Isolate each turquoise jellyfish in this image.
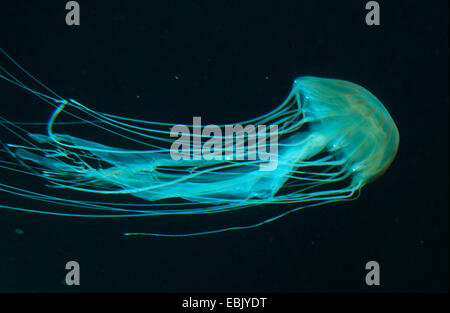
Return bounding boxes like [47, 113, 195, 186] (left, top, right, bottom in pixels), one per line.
[0, 49, 399, 237]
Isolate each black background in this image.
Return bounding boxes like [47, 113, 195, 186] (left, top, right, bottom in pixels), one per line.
[0, 0, 448, 292]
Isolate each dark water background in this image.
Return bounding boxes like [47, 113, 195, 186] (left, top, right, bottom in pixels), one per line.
[0, 0, 448, 292]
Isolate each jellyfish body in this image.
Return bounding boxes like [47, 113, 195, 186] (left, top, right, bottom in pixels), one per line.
[0, 50, 399, 236]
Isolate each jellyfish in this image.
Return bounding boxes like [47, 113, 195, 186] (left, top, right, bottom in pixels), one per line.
[0, 48, 399, 237]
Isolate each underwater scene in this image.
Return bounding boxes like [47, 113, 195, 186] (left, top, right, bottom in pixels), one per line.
[0, 0, 448, 297]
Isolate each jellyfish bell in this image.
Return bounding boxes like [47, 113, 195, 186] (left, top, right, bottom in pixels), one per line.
[0, 49, 399, 236]
[293, 76, 400, 186]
